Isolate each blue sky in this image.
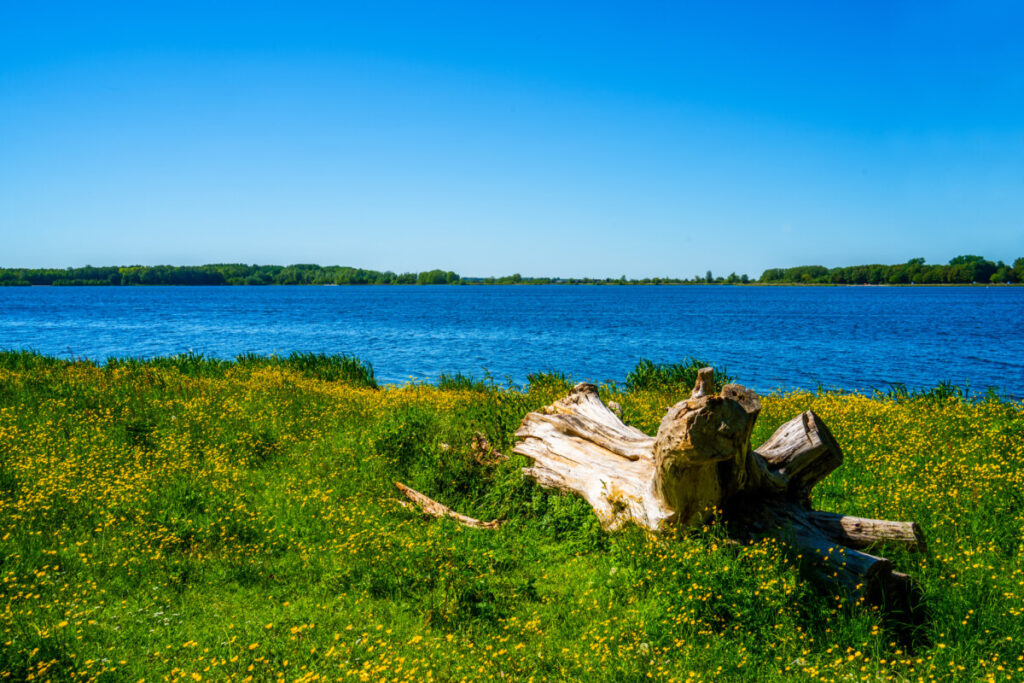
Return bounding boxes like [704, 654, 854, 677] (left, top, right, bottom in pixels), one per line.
[1, 1, 1022, 278]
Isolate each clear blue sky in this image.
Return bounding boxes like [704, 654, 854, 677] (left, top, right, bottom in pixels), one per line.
[2, 1, 1022, 278]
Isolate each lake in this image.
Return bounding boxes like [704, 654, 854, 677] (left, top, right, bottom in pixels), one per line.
[1, 285, 1022, 397]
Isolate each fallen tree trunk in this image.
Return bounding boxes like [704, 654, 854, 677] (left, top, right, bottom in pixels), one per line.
[513, 373, 925, 601]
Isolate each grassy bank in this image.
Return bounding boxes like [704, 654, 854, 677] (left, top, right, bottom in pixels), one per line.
[0, 352, 1022, 681]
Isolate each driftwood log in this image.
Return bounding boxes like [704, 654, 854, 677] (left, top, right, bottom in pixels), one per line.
[513, 371, 925, 600]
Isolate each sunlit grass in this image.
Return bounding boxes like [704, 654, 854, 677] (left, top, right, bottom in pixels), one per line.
[0, 351, 1021, 681]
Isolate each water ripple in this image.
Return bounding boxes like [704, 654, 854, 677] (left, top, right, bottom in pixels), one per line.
[1, 285, 1022, 397]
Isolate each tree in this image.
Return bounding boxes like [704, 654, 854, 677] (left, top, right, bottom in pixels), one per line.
[417, 269, 449, 285]
[948, 255, 996, 283]
[888, 270, 910, 284]
[904, 258, 925, 283]
[916, 266, 944, 284]
[990, 267, 1011, 284]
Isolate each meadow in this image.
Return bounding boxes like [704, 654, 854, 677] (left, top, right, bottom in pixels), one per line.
[0, 352, 1022, 682]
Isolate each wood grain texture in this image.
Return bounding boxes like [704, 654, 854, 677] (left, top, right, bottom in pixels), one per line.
[755, 410, 843, 495]
[808, 511, 927, 552]
[513, 383, 669, 529]
[512, 370, 926, 601]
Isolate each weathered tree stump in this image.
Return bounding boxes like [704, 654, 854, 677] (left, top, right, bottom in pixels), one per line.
[513, 372, 925, 600]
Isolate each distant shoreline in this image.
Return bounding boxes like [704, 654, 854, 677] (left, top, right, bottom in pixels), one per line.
[4, 282, 1021, 288]
[1, 255, 1020, 286]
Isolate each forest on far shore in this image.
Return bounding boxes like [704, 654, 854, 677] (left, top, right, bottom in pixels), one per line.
[0, 255, 1021, 286]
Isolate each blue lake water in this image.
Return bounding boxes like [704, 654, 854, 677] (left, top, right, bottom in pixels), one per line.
[1, 285, 1022, 397]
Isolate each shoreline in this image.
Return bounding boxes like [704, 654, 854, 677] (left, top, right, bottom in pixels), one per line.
[2, 350, 1019, 402]
[2, 281, 1021, 288]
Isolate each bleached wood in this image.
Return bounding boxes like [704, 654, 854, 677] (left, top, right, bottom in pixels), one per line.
[513, 378, 761, 529]
[651, 381, 761, 524]
[528, 382, 655, 461]
[514, 390, 672, 528]
[395, 482, 501, 530]
[690, 367, 715, 399]
[511, 373, 925, 601]
[807, 511, 927, 552]
[755, 411, 842, 494]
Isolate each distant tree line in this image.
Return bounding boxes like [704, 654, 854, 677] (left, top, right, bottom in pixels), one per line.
[0, 264, 461, 287]
[759, 256, 1024, 285]
[0, 255, 1020, 286]
[0, 264, 742, 286]
[462, 273, 749, 285]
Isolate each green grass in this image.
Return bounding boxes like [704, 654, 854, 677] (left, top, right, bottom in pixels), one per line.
[625, 358, 732, 393]
[436, 372, 491, 392]
[103, 350, 378, 387]
[0, 352, 1022, 681]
